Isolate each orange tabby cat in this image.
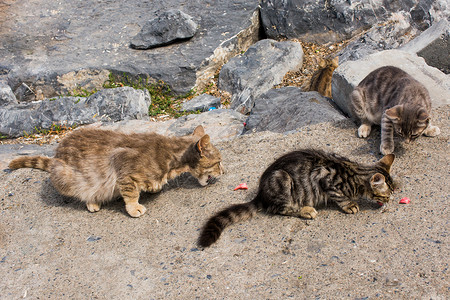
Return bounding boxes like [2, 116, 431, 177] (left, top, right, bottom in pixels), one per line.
[9, 125, 224, 217]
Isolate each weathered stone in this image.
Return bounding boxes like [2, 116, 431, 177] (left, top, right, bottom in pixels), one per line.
[180, 94, 221, 112]
[401, 19, 450, 74]
[0, 87, 151, 137]
[338, 12, 418, 63]
[95, 108, 246, 142]
[219, 39, 303, 114]
[0, 81, 17, 106]
[244, 87, 346, 134]
[130, 10, 198, 50]
[0, 1, 260, 95]
[332, 50, 450, 118]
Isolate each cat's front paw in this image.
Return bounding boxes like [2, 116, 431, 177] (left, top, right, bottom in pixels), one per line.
[380, 143, 394, 155]
[357, 124, 371, 138]
[126, 203, 147, 218]
[423, 125, 440, 137]
[342, 202, 359, 214]
[300, 206, 318, 219]
[86, 202, 101, 212]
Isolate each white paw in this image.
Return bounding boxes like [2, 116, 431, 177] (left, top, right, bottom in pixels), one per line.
[86, 202, 101, 212]
[358, 124, 371, 138]
[126, 203, 147, 218]
[423, 125, 440, 137]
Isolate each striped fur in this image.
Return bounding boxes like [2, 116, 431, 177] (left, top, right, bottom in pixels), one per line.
[198, 149, 395, 248]
[307, 56, 339, 98]
[351, 66, 440, 155]
[8, 125, 224, 217]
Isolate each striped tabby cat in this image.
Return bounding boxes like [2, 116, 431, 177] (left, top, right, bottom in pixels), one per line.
[9, 125, 224, 217]
[351, 66, 440, 155]
[307, 56, 339, 98]
[198, 149, 395, 247]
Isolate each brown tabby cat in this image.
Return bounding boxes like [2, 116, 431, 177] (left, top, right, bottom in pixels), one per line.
[307, 56, 339, 98]
[9, 125, 224, 217]
[198, 149, 395, 248]
[351, 66, 440, 155]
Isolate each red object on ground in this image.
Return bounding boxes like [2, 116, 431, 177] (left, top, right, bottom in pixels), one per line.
[399, 197, 411, 204]
[234, 183, 248, 190]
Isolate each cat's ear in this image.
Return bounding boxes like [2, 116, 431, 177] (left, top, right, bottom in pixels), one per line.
[385, 105, 403, 122]
[196, 134, 210, 156]
[417, 109, 430, 123]
[370, 173, 386, 188]
[378, 154, 395, 173]
[193, 125, 205, 137]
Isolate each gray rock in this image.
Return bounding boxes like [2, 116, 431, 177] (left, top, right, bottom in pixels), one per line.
[338, 12, 419, 63]
[130, 10, 198, 50]
[219, 39, 303, 114]
[180, 94, 221, 112]
[0, 87, 151, 137]
[260, 0, 449, 44]
[94, 108, 246, 142]
[332, 50, 450, 118]
[1, 1, 260, 95]
[401, 19, 450, 74]
[0, 81, 17, 106]
[244, 87, 346, 134]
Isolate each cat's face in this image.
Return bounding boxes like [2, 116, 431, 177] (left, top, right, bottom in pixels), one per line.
[386, 105, 430, 143]
[191, 134, 225, 186]
[370, 154, 396, 203]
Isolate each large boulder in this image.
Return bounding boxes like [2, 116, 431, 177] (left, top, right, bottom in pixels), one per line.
[130, 10, 198, 50]
[260, 0, 450, 44]
[0, 87, 151, 137]
[0, 0, 260, 99]
[244, 87, 346, 134]
[0, 81, 17, 107]
[219, 39, 303, 114]
[332, 50, 450, 118]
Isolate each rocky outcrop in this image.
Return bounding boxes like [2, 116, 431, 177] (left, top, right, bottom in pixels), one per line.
[332, 50, 450, 118]
[219, 39, 303, 114]
[0, 87, 151, 137]
[130, 10, 198, 50]
[244, 87, 346, 134]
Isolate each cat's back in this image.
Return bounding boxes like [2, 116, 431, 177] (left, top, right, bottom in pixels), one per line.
[359, 66, 423, 89]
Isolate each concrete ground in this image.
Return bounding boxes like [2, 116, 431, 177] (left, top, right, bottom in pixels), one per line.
[0, 106, 448, 299]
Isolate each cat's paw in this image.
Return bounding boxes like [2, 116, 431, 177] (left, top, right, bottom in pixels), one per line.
[380, 143, 394, 155]
[86, 202, 101, 212]
[342, 202, 359, 214]
[126, 203, 147, 218]
[357, 124, 371, 138]
[300, 206, 318, 219]
[423, 125, 440, 137]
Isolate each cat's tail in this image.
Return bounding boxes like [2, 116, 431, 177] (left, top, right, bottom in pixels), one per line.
[9, 156, 53, 172]
[198, 197, 260, 248]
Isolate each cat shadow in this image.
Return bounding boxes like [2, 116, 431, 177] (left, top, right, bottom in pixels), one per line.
[39, 172, 208, 216]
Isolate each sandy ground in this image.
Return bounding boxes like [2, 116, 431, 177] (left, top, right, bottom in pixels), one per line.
[0, 106, 448, 299]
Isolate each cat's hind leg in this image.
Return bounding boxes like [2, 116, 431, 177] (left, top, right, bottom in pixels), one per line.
[118, 177, 146, 217]
[350, 88, 372, 138]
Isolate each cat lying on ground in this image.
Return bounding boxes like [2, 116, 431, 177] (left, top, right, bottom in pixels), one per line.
[9, 125, 224, 217]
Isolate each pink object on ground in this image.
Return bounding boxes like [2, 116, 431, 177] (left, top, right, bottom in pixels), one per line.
[399, 197, 411, 204]
[234, 183, 248, 190]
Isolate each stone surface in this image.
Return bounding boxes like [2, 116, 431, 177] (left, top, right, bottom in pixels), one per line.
[244, 87, 346, 134]
[260, 0, 449, 44]
[219, 39, 303, 114]
[180, 94, 221, 113]
[0, 87, 151, 137]
[332, 50, 450, 118]
[0, 80, 17, 107]
[0, 0, 260, 96]
[130, 10, 198, 50]
[401, 19, 450, 74]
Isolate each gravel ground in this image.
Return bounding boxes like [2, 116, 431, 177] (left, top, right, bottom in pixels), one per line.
[0, 106, 448, 299]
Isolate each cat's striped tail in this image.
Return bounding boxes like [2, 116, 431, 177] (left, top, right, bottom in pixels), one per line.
[9, 156, 53, 172]
[198, 198, 260, 248]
